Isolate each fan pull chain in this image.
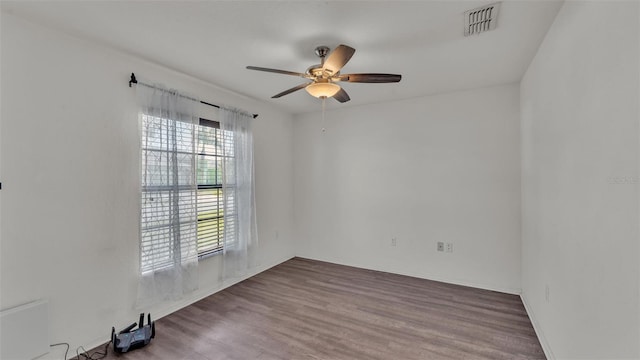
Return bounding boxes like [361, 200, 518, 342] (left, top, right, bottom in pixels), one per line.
[321, 97, 327, 133]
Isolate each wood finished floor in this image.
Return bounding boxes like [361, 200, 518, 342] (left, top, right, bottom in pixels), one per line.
[96, 258, 545, 360]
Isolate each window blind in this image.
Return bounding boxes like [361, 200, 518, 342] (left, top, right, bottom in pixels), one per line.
[141, 114, 236, 272]
[140, 114, 197, 273]
[196, 119, 235, 256]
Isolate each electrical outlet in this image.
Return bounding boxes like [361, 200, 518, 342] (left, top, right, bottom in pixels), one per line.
[391, 238, 397, 247]
[437, 242, 444, 252]
[545, 284, 550, 302]
[446, 243, 453, 253]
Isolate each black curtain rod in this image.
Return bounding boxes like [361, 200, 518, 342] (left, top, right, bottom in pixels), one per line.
[129, 73, 258, 119]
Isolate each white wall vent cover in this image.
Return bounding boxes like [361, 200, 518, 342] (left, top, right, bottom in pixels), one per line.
[464, 2, 501, 36]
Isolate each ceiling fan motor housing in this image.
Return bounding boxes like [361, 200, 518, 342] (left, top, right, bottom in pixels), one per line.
[306, 65, 329, 78]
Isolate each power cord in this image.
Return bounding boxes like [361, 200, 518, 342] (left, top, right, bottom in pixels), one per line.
[50, 343, 69, 360]
[50, 340, 110, 360]
[76, 340, 110, 360]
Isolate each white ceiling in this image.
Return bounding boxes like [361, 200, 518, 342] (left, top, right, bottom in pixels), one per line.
[2, 1, 563, 115]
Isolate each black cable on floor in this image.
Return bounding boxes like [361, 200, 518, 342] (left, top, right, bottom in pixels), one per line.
[76, 341, 110, 360]
[50, 342, 70, 360]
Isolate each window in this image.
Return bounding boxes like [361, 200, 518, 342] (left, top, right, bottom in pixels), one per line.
[140, 113, 198, 274]
[196, 118, 235, 256]
[140, 115, 234, 274]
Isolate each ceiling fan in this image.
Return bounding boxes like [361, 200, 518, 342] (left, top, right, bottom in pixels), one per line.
[246, 44, 401, 103]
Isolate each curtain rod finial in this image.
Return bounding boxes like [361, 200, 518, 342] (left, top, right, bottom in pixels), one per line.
[129, 73, 137, 87]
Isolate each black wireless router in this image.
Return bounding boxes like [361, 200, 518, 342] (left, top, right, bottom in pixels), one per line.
[111, 313, 155, 353]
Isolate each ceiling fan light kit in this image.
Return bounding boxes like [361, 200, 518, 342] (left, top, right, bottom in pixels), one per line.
[305, 81, 341, 98]
[247, 44, 401, 103]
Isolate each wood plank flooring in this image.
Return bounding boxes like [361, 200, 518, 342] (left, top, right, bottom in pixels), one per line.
[94, 258, 545, 359]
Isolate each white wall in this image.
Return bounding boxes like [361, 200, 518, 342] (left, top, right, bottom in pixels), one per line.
[293, 84, 522, 294]
[0, 12, 295, 356]
[5, 2, 639, 359]
[520, 1, 640, 359]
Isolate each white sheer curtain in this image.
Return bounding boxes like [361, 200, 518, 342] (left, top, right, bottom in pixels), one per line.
[136, 83, 199, 307]
[220, 107, 257, 280]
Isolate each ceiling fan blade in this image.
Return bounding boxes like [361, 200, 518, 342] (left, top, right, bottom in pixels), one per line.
[271, 83, 310, 98]
[246, 66, 308, 78]
[322, 44, 355, 75]
[333, 88, 351, 103]
[339, 73, 402, 83]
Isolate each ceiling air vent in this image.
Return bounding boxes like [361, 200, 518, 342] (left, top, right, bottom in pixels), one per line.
[464, 2, 501, 36]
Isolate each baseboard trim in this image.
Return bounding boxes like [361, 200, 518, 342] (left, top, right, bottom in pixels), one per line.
[295, 255, 522, 295]
[520, 293, 555, 360]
